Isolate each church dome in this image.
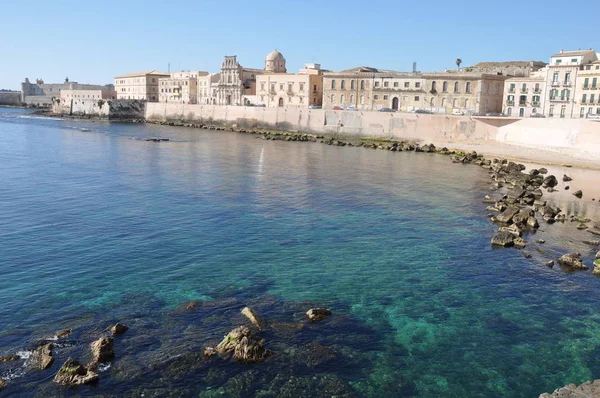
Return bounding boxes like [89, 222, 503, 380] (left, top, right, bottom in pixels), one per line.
[266, 50, 284, 61]
[265, 50, 287, 73]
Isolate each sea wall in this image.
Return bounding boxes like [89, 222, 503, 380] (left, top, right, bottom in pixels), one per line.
[52, 99, 146, 120]
[0, 92, 21, 106]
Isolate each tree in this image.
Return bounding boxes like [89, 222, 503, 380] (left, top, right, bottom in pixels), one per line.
[456, 58, 462, 70]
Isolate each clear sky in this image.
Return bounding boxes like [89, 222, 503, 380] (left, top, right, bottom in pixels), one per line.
[1, 0, 598, 90]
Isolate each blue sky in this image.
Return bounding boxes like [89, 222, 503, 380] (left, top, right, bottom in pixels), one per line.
[0, 0, 598, 90]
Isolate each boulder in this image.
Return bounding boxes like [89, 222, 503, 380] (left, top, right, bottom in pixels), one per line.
[215, 326, 270, 363]
[577, 223, 588, 230]
[31, 343, 53, 370]
[491, 232, 515, 247]
[56, 328, 72, 339]
[0, 379, 5, 390]
[539, 379, 600, 398]
[557, 253, 587, 270]
[512, 209, 534, 224]
[523, 252, 533, 259]
[584, 240, 600, 246]
[562, 174, 573, 182]
[542, 175, 558, 188]
[496, 207, 520, 224]
[538, 168, 548, 174]
[546, 260, 554, 268]
[594, 260, 600, 276]
[241, 307, 264, 331]
[573, 190, 583, 198]
[111, 323, 129, 335]
[53, 358, 98, 386]
[0, 355, 20, 362]
[537, 239, 546, 244]
[306, 308, 332, 322]
[514, 238, 527, 248]
[499, 224, 523, 237]
[527, 217, 540, 229]
[90, 337, 114, 363]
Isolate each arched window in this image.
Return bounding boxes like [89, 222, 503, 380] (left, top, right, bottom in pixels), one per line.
[350, 94, 354, 104]
[441, 98, 446, 107]
[466, 82, 471, 93]
[331, 80, 336, 89]
[360, 80, 365, 89]
[507, 107, 512, 116]
[331, 94, 335, 103]
[431, 81, 437, 91]
[340, 94, 345, 104]
[341, 80, 346, 89]
[442, 81, 448, 92]
[454, 82, 459, 93]
[453, 98, 458, 107]
[351, 80, 355, 90]
[430, 97, 435, 106]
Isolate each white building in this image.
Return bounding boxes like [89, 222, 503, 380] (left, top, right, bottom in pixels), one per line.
[114, 71, 170, 102]
[503, 67, 547, 117]
[158, 71, 208, 104]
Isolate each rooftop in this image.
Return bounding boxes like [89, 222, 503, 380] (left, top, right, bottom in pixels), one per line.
[551, 49, 596, 58]
[114, 70, 170, 78]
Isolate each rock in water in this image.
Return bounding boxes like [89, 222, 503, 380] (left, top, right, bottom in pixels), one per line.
[573, 190, 583, 198]
[241, 307, 264, 330]
[215, 326, 270, 363]
[539, 379, 600, 397]
[90, 337, 114, 363]
[546, 260, 554, 268]
[557, 253, 587, 270]
[110, 323, 129, 335]
[491, 232, 515, 247]
[56, 328, 72, 339]
[53, 358, 98, 386]
[0, 355, 20, 362]
[542, 175, 558, 188]
[563, 174, 573, 182]
[306, 308, 333, 322]
[0, 379, 6, 390]
[593, 260, 600, 276]
[495, 207, 520, 224]
[596, 251, 600, 259]
[31, 343, 53, 370]
[538, 168, 548, 174]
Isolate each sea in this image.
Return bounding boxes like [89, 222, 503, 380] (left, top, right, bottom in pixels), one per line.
[1, 107, 600, 397]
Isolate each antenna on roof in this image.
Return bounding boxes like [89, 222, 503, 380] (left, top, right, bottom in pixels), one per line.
[168, 63, 170, 73]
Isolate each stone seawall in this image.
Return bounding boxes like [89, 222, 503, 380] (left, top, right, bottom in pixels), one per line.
[52, 99, 146, 120]
[0, 92, 21, 106]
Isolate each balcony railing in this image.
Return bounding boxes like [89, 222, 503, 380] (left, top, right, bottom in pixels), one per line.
[508, 89, 515, 93]
[550, 96, 570, 102]
[582, 99, 587, 104]
[563, 81, 572, 86]
[506, 101, 515, 106]
[551, 81, 560, 86]
[520, 88, 528, 93]
[519, 102, 527, 106]
[583, 86, 590, 90]
[532, 101, 540, 106]
[533, 89, 541, 94]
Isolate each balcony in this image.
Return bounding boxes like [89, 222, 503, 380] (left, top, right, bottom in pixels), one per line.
[549, 96, 570, 102]
[533, 89, 541, 94]
[583, 86, 590, 90]
[563, 81, 572, 87]
[506, 101, 515, 106]
[581, 99, 587, 104]
[551, 81, 560, 86]
[520, 88, 528, 93]
[508, 88, 515, 93]
[519, 102, 527, 106]
[532, 101, 540, 107]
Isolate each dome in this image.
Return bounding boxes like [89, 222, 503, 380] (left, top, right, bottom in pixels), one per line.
[266, 49, 284, 61]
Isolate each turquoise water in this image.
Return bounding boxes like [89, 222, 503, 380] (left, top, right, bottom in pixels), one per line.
[1, 107, 600, 397]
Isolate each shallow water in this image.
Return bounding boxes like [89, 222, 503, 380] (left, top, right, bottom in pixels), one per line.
[1, 107, 600, 397]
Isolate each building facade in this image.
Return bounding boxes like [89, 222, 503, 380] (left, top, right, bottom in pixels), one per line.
[575, 60, 600, 118]
[502, 68, 546, 117]
[323, 67, 507, 114]
[543, 50, 598, 118]
[211, 56, 260, 106]
[21, 78, 110, 107]
[158, 71, 208, 104]
[255, 63, 323, 107]
[114, 71, 170, 102]
[59, 87, 116, 103]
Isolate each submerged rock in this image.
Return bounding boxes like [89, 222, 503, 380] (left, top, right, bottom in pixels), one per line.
[241, 307, 264, 330]
[53, 358, 98, 385]
[111, 323, 129, 335]
[0, 354, 20, 362]
[31, 343, 53, 370]
[557, 253, 587, 270]
[563, 174, 573, 182]
[539, 379, 600, 397]
[491, 232, 515, 247]
[215, 326, 270, 363]
[306, 308, 332, 322]
[91, 337, 114, 363]
[0, 378, 6, 390]
[56, 328, 72, 339]
[573, 190, 583, 198]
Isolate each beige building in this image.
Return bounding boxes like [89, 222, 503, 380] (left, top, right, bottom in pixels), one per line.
[114, 71, 170, 101]
[466, 61, 546, 77]
[575, 60, 600, 118]
[212, 55, 261, 106]
[256, 63, 323, 107]
[197, 74, 217, 105]
[60, 86, 116, 102]
[158, 71, 208, 104]
[543, 49, 598, 118]
[502, 68, 546, 117]
[323, 67, 507, 114]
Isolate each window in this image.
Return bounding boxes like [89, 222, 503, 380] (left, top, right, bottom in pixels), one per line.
[288, 83, 292, 92]
[331, 94, 335, 103]
[271, 83, 275, 92]
[534, 83, 540, 92]
[261, 83, 265, 91]
[374, 95, 379, 100]
[431, 81, 437, 91]
[593, 78, 598, 88]
[341, 80, 346, 89]
[279, 84, 283, 91]
[331, 80, 336, 89]
[404, 82, 410, 88]
[384, 81, 389, 87]
[453, 98, 458, 107]
[299, 83, 304, 92]
[383, 95, 388, 100]
[340, 94, 345, 103]
[586, 65, 591, 70]
[394, 82, 398, 87]
[415, 96, 420, 101]
[466, 82, 471, 93]
[351, 80, 355, 90]
[521, 83, 527, 91]
[454, 82, 459, 92]
[360, 80, 365, 89]
[374, 82, 380, 87]
[565, 72, 571, 84]
[582, 94, 587, 104]
[415, 82, 421, 88]
[507, 107, 512, 116]
[555, 60, 562, 65]
[571, 58, 577, 63]
[580, 107, 585, 118]
[549, 105, 554, 117]
[591, 94, 596, 104]
[553, 72, 559, 83]
[560, 105, 566, 118]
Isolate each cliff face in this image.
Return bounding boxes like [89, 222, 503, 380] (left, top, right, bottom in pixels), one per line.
[539, 380, 600, 397]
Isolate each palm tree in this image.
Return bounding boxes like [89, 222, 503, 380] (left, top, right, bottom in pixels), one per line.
[456, 58, 462, 70]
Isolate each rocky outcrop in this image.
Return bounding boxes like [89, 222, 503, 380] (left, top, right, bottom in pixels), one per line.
[30, 343, 53, 370]
[491, 232, 515, 247]
[557, 253, 587, 270]
[110, 323, 129, 335]
[90, 337, 114, 363]
[241, 307, 264, 330]
[0, 378, 6, 390]
[539, 379, 600, 397]
[56, 328, 72, 339]
[53, 358, 98, 385]
[215, 326, 270, 363]
[593, 260, 600, 276]
[0, 354, 20, 362]
[306, 308, 332, 322]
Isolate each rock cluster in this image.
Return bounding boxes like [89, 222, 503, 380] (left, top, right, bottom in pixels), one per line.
[53, 358, 98, 386]
[30, 343, 54, 370]
[215, 326, 271, 363]
[539, 379, 600, 397]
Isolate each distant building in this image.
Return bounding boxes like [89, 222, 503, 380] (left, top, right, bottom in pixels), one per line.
[543, 49, 598, 118]
[21, 78, 110, 107]
[576, 59, 600, 118]
[60, 86, 116, 103]
[114, 71, 170, 102]
[158, 71, 208, 104]
[255, 62, 324, 108]
[502, 67, 547, 117]
[212, 55, 261, 106]
[466, 61, 546, 77]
